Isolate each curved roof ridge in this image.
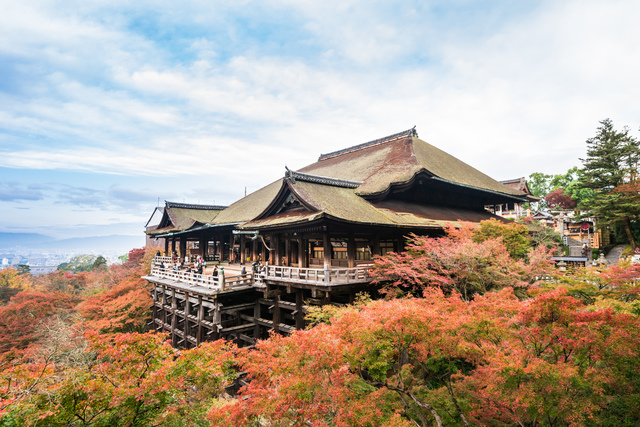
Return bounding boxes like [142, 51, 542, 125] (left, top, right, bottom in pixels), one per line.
[318, 126, 417, 161]
[285, 167, 362, 188]
[165, 201, 227, 210]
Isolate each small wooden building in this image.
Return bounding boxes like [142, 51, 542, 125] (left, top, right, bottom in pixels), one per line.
[144, 128, 526, 348]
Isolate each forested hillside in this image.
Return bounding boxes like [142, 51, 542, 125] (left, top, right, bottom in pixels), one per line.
[1, 221, 640, 426]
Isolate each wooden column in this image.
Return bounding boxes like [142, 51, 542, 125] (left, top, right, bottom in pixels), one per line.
[252, 239, 258, 263]
[196, 295, 204, 346]
[298, 236, 305, 268]
[152, 285, 158, 329]
[230, 232, 236, 263]
[347, 233, 356, 268]
[273, 294, 281, 334]
[164, 238, 169, 254]
[179, 238, 187, 260]
[274, 235, 281, 266]
[161, 286, 168, 331]
[254, 300, 261, 340]
[171, 239, 176, 256]
[212, 301, 221, 340]
[170, 289, 177, 346]
[217, 237, 224, 262]
[323, 233, 331, 269]
[198, 236, 209, 259]
[240, 235, 246, 265]
[284, 237, 290, 267]
[261, 237, 267, 263]
[372, 234, 380, 256]
[295, 289, 304, 330]
[184, 292, 191, 348]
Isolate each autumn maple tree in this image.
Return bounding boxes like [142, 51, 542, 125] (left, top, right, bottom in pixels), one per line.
[373, 222, 553, 300]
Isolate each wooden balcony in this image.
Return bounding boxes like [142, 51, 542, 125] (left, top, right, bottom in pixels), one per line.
[146, 258, 374, 293]
[145, 266, 254, 295]
[259, 264, 372, 287]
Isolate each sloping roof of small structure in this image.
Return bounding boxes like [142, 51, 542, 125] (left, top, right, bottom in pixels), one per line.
[145, 201, 227, 235]
[500, 177, 540, 202]
[210, 128, 522, 229]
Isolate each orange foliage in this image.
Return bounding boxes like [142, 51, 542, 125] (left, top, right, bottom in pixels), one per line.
[79, 276, 151, 334]
[0, 291, 80, 363]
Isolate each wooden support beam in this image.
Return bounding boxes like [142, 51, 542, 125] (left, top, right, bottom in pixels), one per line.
[197, 295, 204, 346]
[323, 232, 331, 269]
[295, 289, 304, 329]
[347, 233, 356, 268]
[184, 292, 191, 347]
[170, 288, 177, 346]
[254, 300, 261, 340]
[273, 294, 281, 334]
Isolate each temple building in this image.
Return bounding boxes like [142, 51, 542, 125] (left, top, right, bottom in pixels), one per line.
[143, 128, 526, 348]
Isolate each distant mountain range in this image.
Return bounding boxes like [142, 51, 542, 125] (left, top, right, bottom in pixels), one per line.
[0, 233, 145, 253]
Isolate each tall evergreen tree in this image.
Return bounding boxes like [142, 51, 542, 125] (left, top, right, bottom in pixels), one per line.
[577, 119, 640, 247]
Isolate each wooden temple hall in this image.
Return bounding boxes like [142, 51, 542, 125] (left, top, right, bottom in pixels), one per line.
[143, 127, 527, 348]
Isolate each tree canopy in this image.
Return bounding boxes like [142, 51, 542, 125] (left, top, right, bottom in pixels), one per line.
[576, 119, 640, 247]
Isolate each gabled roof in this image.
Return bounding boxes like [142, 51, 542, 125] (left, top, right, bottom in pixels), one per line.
[500, 177, 540, 202]
[300, 128, 523, 198]
[163, 128, 525, 234]
[144, 206, 165, 228]
[145, 201, 227, 235]
[239, 174, 506, 230]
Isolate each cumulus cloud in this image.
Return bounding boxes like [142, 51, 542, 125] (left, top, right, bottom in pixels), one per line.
[0, 182, 45, 202]
[1, 0, 640, 237]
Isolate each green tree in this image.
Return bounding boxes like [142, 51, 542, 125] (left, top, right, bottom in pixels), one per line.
[57, 255, 98, 273]
[528, 167, 593, 210]
[577, 119, 640, 247]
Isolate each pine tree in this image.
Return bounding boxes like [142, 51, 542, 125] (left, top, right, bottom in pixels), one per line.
[578, 119, 640, 247]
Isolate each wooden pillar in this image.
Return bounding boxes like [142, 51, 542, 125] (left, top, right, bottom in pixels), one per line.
[171, 239, 176, 256]
[212, 301, 221, 341]
[164, 238, 169, 254]
[372, 234, 380, 257]
[295, 289, 304, 330]
[184, 292, 191, 348]
[261, 237, 267, 264]
[252, 239, 258, 263]
[298, 236, 305, 268]
[240, 235, 246, 265]
[273, 294, 281, 334]
[230, 232, 236, 263]
[217, 237, 224, 262]
[199, 236, 207, 259]
[161, 286, 168, 331]
[323, 233, 331, 269]
[254, 300, 261, 340]
[347, 234, 356, 268]
[196, 295, 204, 346]
[284, 237, 290, 267]
[274, 235, 281, 266]
[179, 238, 187, 260]
[151, 285, 158, 329]
[170, 289, 177, 346]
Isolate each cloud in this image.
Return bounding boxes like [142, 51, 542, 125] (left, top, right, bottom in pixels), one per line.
[0, 182, 45, 202]
[2, 0, 640, 239]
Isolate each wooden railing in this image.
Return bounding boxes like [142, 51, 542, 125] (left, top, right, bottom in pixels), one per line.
[149, 258, 373, 290]
[154, 256, 174, 264]
[149, 266, 252, 292]
[261, 264, 372, 285]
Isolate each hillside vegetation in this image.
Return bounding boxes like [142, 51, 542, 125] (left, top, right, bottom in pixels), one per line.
[1, 221, 640, 426]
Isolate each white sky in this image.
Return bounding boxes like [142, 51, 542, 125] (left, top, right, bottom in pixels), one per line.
[1, 0, 639, 239]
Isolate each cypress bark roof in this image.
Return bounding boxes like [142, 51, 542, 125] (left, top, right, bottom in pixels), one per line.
[156, 128, 524, 234]
[145, 201, 227, 235]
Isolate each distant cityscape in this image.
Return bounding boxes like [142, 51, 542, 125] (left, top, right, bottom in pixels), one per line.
[0, 233, 145, 275]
